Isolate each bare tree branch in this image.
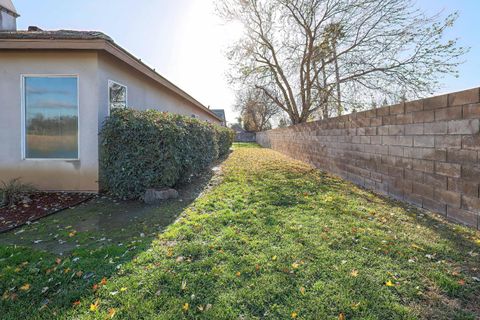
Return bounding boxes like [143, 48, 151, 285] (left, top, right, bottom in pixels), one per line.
[218, 0, 468, 124]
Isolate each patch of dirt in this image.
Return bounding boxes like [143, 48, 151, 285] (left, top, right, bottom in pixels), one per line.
[0, 192, 93, 233]
[410, 282, 480, 319]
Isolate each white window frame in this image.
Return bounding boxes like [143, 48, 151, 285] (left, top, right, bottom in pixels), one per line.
[108, 80, 128, 115]
[20, 74, 80, 161]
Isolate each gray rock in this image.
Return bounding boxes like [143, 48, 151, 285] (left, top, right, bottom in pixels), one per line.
[22, 195, 32, 204]
[144, 188, 179, 204]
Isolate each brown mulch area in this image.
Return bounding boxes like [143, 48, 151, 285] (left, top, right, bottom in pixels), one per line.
[0, 192, 94, 233]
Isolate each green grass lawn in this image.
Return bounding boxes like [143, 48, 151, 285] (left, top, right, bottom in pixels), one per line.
[1, 143, 479, 319]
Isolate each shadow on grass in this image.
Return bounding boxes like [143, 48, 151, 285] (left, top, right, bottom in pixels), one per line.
[342, 181, 479, 261]
[1, 146, 478, 319]
[0, 161, 222, 319]
[70, 147, 478, 319]
[266, 161, 480, 319]
[253, 151, 479, 253]
[240, 153, 480, 318]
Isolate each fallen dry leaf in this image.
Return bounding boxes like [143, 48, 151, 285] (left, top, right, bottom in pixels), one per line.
[411, 244, 424, 251]
[89, 299, 99, 312]
[385, 280, 395, 287]
[108, 308, 116, 318]
[181, 279, 187, 291]
[19, 283, 31, 291]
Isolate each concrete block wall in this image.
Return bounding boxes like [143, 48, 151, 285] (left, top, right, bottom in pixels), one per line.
[235, 132, 256, 143]
[256, 88, 480, 229]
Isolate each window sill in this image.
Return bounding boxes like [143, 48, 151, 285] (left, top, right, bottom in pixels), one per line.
[23, 158, 81, 161]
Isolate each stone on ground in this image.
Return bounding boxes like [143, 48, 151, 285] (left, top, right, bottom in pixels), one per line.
[144, 188, 179, 204]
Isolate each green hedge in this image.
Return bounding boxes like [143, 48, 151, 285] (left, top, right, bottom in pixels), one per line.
[217, 124, 235, 157]
[100, 108, 234, 199]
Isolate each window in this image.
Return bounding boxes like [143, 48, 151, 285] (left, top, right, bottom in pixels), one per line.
[191, 114, 199, 119]
[23, 76, 79, 159]
[108, 80, 127, 110]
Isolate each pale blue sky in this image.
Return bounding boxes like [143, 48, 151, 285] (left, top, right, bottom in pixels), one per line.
[25, 76, 78, 118]
[14, 0, 480, 123]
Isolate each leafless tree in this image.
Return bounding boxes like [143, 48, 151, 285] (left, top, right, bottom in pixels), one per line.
[235, 88, 279, 131]
[218, 0, 468, 124]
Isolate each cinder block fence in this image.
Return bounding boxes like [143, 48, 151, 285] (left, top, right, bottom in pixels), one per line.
[256, 88, 480, 229]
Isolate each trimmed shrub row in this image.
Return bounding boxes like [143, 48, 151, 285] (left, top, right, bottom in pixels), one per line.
[100, 108, 234, 199]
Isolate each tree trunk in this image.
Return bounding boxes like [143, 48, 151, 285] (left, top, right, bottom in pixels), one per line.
[333, 42, 342, 116]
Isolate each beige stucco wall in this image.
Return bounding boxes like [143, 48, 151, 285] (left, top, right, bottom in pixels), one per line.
[0, 49, 220, 192]
[0, 50, 100, 191]
[0, 10, 17, 31]
[97, 52, 220, 125]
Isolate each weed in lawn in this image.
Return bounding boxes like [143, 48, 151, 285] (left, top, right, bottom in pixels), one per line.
[0, 178, 36, 207]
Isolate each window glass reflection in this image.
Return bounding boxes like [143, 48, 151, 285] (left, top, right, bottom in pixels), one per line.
[24, 76, 78, 159]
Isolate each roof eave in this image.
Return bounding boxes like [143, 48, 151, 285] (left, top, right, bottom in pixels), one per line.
[0, 1, 19, 17]
[102, 41, 222, 122]
[0, 7, 19, 17]
[0, 38, 222, 122]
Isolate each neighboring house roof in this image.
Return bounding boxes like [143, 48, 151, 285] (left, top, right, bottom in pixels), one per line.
[231, 124, 246, 133]
[211, 109, 226, 122]
[0, 29, 222, 122]
[0, 0, 19, 16]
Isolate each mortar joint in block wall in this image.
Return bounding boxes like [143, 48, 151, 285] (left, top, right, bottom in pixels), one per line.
[256, 87, 480, 231]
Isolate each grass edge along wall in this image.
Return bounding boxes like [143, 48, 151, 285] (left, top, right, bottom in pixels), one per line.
[257, 87, 480, 230]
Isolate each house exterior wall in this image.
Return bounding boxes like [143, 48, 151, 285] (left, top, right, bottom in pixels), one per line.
[0, 49, 220, 192]
[0, 50, 100, 191]
[0, 10, 17, 31]
[96, 52, 220, 126]
[257, 88, 480, 230]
